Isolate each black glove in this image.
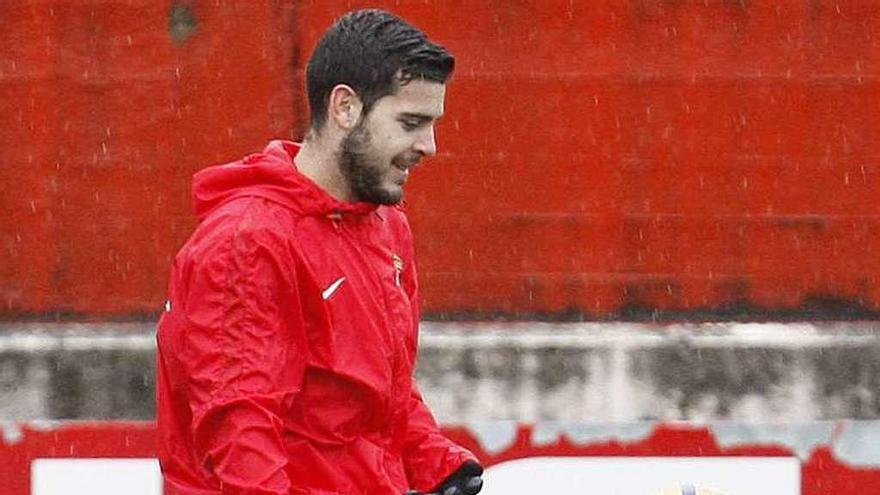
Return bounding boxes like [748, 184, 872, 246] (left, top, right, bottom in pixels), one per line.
[432, 460, 484, 495]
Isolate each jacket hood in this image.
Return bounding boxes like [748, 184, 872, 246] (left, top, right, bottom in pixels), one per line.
[192, 140, 378, 221]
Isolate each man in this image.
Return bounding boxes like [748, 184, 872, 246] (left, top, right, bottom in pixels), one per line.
[156, 9, 483, 495]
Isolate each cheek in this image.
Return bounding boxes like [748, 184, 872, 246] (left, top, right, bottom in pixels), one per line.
[371, 123, 408, 149]
[375, 136, 410, 161]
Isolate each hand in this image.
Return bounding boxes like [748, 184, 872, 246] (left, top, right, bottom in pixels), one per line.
[432, 460, 484, 495]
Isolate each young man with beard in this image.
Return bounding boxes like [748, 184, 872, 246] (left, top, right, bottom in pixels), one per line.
[155, 9, 484, 495]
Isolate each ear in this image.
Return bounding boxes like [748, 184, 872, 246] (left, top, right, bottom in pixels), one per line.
[328, 84, 363, 130]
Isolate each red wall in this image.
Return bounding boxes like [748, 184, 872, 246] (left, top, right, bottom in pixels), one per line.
[2, 1, 880, 320]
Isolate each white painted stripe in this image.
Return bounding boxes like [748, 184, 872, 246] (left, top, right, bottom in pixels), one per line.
[32, 458, 161, 495]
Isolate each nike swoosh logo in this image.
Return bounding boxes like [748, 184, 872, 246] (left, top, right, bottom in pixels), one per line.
[322, 276, 346, 300]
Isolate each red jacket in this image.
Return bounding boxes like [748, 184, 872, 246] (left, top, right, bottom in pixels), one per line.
[156, 140, 476, 495]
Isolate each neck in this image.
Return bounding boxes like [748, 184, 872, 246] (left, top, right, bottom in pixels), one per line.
[294, 130, 353, 202]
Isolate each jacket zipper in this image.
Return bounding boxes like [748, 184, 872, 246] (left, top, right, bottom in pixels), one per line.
[336, 215, 400, 419]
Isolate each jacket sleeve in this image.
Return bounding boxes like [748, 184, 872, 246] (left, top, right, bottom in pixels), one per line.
[176, 221, 306, 494]
[399, 250, 478, 492]
[403, 384, 479, 492]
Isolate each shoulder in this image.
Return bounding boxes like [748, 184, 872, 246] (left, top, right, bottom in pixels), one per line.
[183, 197, 297, 265]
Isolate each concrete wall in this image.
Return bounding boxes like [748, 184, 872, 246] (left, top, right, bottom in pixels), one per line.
[3, 322, 880, 422]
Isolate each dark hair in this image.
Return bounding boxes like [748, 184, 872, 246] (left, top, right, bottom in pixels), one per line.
[305, 9, 455, 132]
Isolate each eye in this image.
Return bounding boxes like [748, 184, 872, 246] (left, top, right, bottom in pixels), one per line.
[400, 119, 421, 131]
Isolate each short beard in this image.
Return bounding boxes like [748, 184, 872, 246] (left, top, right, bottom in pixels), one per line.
[338, 120, 402, 205]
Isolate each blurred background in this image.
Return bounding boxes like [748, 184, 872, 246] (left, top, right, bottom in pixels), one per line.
[2, 0, 880, 434]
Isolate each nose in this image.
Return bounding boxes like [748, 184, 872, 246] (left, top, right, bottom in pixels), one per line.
[413, 127, 437, 157]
